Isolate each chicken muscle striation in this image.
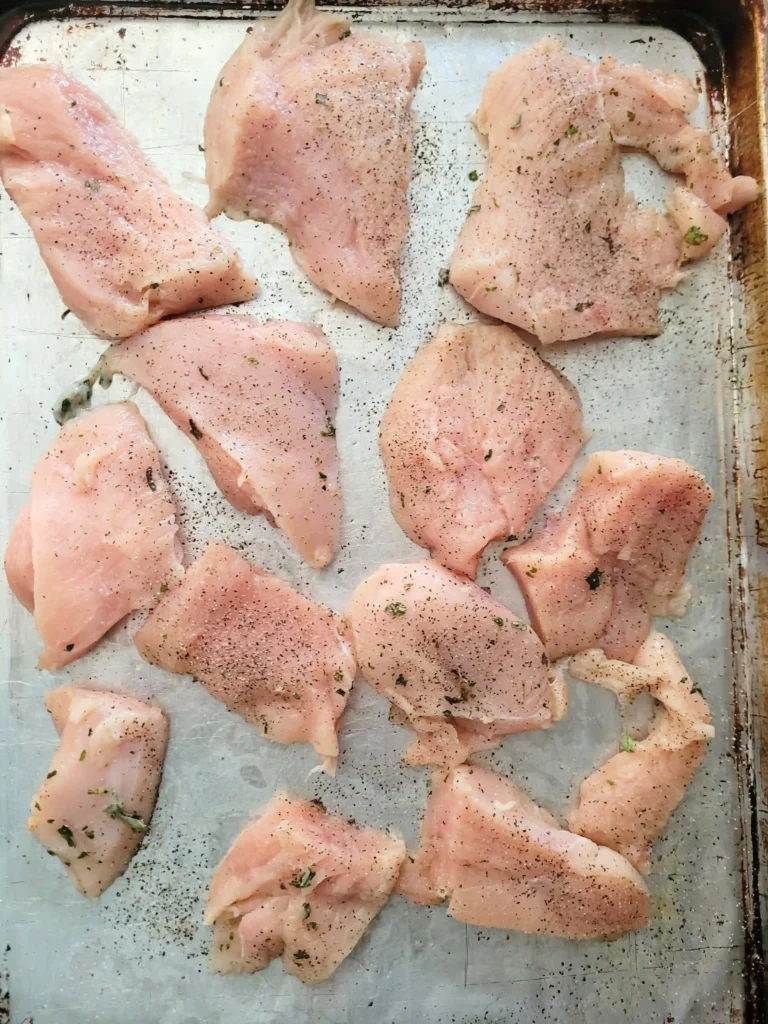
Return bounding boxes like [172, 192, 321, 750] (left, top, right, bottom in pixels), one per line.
[28, 686, 168, 897]
[346, 560, 566, 768]
[0, 65, 256, 339]
[205, 792, 405, 982]
[380, 322, 586, 577]
[450, 38, 758, 344]
[396, 764, 650, 940]
[568, 634, 714, 873]
[503, 451, 713, 661]
[104, 313, 341, 568]
[204, 0, 424, 326]
[134, 544, 355, 772]
[4, 403, 183, 670]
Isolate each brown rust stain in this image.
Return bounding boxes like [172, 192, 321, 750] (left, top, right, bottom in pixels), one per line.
[756, 578, 768, 801]
[1, 44, 21, 66]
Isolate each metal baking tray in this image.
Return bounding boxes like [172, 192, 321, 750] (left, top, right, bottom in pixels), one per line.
[0, 1, 765, 1022]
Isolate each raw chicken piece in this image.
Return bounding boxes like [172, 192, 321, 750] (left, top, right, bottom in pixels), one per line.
[204, 0, 424, 326]
[4, 403, 183, 671]
[104, 313, 341, 568]
[450, 38, 757, 344]
[0, 65, 256, 340]
[380, 322, 586, 577]
[665, 187, 727, 261]
[503, 451, 713, 661]
[3, 505, 34, 612]
[568, 634, 714, 873]
[397, 764, 650, 939]
[205, 792, 405, 981]
[346, 561, 566, 768]
[602, 57, 759, 214]
[28, 686, 168, 898]
[134, 544, 355, 772]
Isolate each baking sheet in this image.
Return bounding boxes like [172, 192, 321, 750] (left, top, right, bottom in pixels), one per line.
[0, 10, 750, 1023]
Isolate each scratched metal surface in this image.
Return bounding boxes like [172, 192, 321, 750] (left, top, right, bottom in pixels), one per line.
[0, 10, 749, 1024]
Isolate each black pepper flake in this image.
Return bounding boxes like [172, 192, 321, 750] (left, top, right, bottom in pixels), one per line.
[189, 419, 203, 440]
[146, 467, 157, 491]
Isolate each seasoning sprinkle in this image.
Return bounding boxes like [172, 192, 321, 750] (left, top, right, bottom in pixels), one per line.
[58, 825, 76, 848]
[385, 602, 407, 617]
[290, 868, 316, 889]
[585, 567, 603, 590]
[684, 225, 708, 246]
[105, 803, 148, 832]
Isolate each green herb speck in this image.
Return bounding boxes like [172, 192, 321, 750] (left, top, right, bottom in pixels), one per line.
[385, 602, 407, 617]
[684, 225, 708, 246]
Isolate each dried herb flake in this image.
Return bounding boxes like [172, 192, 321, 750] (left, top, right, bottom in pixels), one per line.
[58, 825, 76, 848]
[385, 602, 407, 617]
[585, 567, 603, 590]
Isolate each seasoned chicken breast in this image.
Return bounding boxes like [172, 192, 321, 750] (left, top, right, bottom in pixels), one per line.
[0, 65, 257, 339]
[450, 39, 757, 343]
[204, 0, 424, 326]
[397, 764, 650, 940]
[346, 560, 566, 768]
[28, 686, 168, 898]
[503, 451, 712, 661]
[568, 634, 714, 872]
[4, 403, 183, 670]
[135, 544, 355, 772]
[205, 792, 405, 982]
[380, 322, 586, 577]
[104, 313, 342, 568]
